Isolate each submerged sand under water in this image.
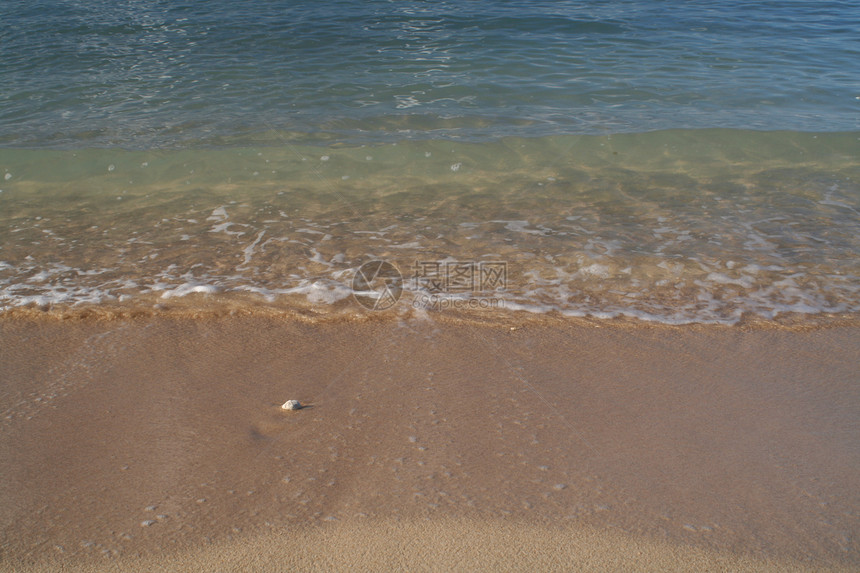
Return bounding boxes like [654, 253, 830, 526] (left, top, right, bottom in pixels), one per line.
[0, 315, 857, 571]
[2, 130, 859, 324]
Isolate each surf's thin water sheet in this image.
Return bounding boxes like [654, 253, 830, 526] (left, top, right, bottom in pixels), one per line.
[1, 130, 858, 324]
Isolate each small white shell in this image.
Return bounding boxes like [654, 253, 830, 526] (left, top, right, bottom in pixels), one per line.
[281, 400, 302, 411]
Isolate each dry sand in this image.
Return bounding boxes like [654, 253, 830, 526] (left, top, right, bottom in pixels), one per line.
[0, 315, 858, 571]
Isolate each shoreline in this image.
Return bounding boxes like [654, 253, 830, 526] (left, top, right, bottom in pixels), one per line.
[3, 299, 860, 329]
[1, 315, 858, 570]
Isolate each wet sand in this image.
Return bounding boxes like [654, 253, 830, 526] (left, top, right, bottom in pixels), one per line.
[1, 315, 858, 571]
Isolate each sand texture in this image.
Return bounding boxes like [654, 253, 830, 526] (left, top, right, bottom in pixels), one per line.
[1, 316, 858, 571]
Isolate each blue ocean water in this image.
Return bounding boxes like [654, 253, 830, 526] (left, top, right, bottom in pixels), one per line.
[1, 1, 859, 323]
[1, 0, 858, 147]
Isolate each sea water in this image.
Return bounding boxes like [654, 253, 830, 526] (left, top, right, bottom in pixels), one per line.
[1, 0, 858, 324]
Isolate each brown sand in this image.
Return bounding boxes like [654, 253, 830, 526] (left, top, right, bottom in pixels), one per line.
[0, 315, 858, 571]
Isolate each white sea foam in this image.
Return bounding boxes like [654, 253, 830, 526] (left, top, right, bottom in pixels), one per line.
[302, 281, 352, 305]
[2, 253, 858, 322]
[579, 264, 611, 278]
[207, 207, 228, 222]
[159, 283, 220, 299]
[239, 230, 266, 268]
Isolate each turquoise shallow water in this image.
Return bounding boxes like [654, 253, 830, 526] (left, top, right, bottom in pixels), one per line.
[0, 2, 858, 323]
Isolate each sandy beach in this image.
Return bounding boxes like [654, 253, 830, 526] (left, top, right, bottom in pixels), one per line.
[3, 0, 859, 570]
[1, 315, 858, 571]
